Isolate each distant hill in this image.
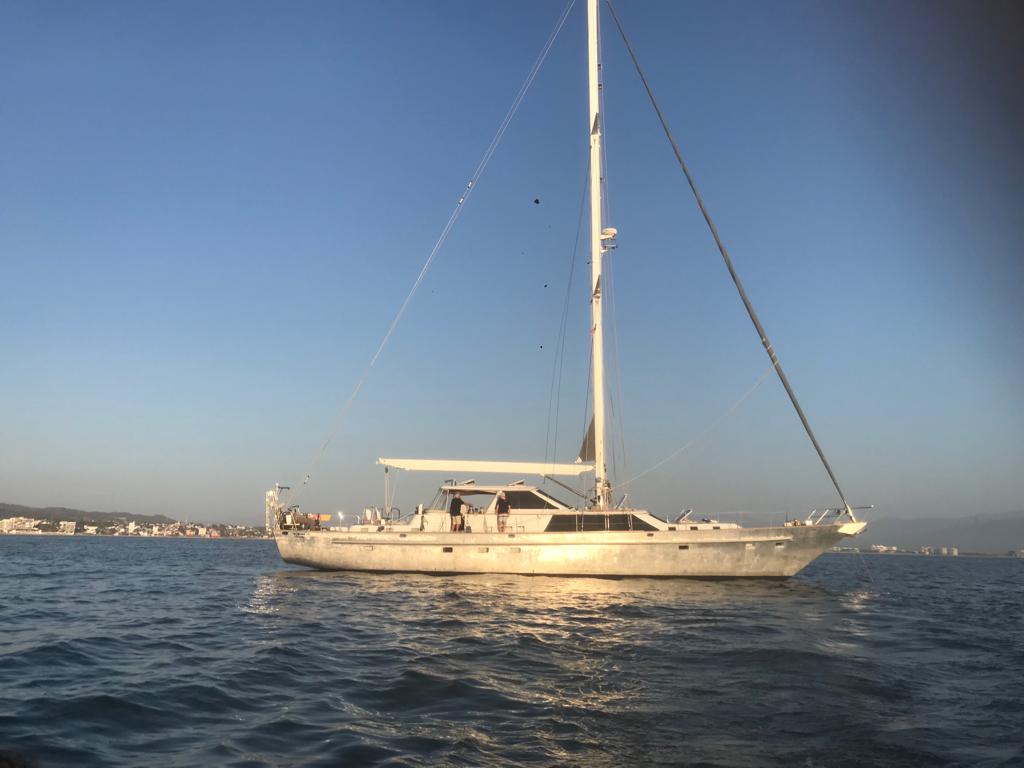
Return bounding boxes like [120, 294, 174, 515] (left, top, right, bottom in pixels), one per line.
[0, 502, 176, 526]
[856, 511, 1024, 554]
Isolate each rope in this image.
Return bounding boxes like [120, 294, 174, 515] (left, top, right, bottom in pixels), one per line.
[544, 159, 589, 465]
[616, 366, 773, 490]
[604, 231, 628, 484]
[855, 548, 877, 585]
[605, 0, 856, 518]
[288, 0, 577, 505]
[597, 61, 629, 483]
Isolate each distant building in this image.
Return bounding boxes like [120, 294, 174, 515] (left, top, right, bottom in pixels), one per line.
[58, 521, 77, 535]
[1, 517, 43, 533]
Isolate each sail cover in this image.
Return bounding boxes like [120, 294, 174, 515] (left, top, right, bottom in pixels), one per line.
[378, 458, 594, 476]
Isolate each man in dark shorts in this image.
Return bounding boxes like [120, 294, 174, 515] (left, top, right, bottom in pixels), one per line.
[495, 490, 510, 533]
[449, 492, 467, 532]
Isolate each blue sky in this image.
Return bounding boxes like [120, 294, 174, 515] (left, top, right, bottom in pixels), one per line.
[2, 1, 1021, 524]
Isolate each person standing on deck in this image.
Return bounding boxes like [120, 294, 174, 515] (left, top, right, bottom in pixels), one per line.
[449, 492, 467, 532]
[495, 491, 510, 533]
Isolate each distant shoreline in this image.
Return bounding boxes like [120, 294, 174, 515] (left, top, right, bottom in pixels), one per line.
[833, 549, 1022, 560]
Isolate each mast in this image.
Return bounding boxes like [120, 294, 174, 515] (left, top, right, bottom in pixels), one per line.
[587, 0, 612, 509]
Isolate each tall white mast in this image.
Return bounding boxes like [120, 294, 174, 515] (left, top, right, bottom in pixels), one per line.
[587, 0, 612, 509]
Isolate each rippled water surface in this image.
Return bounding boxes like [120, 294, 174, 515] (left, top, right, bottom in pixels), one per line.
[1, 537, 1022, 767]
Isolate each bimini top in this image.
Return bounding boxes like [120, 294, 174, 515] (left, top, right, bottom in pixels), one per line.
[377, 458, 593, 476]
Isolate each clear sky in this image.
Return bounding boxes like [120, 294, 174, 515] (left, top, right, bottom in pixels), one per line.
[2, 0, 1021, 524]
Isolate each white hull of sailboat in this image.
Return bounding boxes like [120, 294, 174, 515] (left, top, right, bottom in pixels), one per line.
[274, 524, 858, 578]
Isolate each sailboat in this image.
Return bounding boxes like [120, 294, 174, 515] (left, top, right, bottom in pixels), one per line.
[265, 0, 867, 578]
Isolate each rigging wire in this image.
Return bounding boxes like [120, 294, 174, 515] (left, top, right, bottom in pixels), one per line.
[288, 0, 578, 505]
[594, 13, 629, 493]
[544, 160, 590, 466]
[604, 232, 628, 485]
[616, 366, 774, 491]
[589, 12, 629, 491]
[597, 20, 622, 487]
[855, 548, 877, 585]
[605, 0, 857, 519]
[603, 248, 623, 482]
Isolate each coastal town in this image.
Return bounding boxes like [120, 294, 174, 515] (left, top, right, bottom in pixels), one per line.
[0, 515, 268, 538]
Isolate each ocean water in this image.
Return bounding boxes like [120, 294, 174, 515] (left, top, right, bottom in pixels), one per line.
[1, 537, 1021, 767]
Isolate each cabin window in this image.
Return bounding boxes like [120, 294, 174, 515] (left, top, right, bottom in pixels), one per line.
[504, 490, 558, 509]
[544, 514, 594, 532]
[646, 532, 654, 537]
[508, 547, 521, 553]
[361, 545, 373, 551]
[399, 533, 407, 538]
[668, 526, 676, 531]
[678, 545, 689, 550]
[775, 542, 785, 548]
[690, 526, 699, 531]
[713, 526, 721, 530]
[477, 547, 489, 553]
[442, 546, 453, 553]
[544, 514, 658, 532]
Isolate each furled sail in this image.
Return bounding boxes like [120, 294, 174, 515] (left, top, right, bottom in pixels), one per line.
[577, 417, 595, 463]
